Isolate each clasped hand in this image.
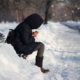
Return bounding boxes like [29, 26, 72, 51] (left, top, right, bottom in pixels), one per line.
[32, 31, 39, 37]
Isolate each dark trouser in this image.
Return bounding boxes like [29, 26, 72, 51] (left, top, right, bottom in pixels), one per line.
[33, 42, 45, 57]
[33, 42, 45, 67]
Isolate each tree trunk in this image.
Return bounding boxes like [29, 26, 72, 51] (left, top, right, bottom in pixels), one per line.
[44, 8, 49, 24]
[44, 0, 53, 24]
[16, 9, 22, 23]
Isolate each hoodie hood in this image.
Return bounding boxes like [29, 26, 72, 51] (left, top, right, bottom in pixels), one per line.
[23, 13, 43, 29]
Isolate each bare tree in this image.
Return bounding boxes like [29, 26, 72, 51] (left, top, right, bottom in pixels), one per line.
[44, 0, 54, 24]
[68, 0, 80, 20]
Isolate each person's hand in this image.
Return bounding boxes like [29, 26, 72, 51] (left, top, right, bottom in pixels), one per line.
[32, 31, 39, 37]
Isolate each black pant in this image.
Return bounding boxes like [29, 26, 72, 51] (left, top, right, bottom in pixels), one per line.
[33, 42, 45, 57]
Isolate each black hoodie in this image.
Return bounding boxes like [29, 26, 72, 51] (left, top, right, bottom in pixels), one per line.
[23, 13, 43, 29]
[12, 13, 43, 55]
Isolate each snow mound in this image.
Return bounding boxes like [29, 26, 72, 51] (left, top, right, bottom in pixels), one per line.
[0, 43, 43, 80]
[0, 22, 80, 80]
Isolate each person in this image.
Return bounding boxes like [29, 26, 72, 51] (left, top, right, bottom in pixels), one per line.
[10, 13, 50, 73]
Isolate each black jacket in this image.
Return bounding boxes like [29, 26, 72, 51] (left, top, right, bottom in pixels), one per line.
[11, 13, 43, 55]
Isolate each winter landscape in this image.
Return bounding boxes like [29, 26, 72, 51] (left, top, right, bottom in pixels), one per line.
[0, 21, 80, 80]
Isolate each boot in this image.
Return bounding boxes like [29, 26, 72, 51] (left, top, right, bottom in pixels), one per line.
[35, 56, 50, 73]
[40, 67, 50, 73]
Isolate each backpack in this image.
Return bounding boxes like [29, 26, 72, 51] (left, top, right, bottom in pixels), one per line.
[5, 29, 15, 44]
[5, 29, 27, 59]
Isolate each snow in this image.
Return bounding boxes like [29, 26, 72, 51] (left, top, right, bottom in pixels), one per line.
[0, 21, 80, 80]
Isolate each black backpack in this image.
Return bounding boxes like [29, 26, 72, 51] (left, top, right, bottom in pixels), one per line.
[5, 29, 27, 59]
[5, 29, 15, 44]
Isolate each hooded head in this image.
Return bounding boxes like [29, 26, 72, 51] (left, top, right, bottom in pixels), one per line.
[24, 13, 43, 29]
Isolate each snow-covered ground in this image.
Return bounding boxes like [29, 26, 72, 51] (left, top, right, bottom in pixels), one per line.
[61, 21, 80, 32]
[0, 21, 80, 80]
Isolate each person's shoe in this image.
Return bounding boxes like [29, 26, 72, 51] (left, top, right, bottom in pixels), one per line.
[40, 67, 50, 73]
[35, 56, 50, 73]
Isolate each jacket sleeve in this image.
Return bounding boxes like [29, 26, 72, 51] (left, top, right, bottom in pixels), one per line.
[20, 25, 31, 44]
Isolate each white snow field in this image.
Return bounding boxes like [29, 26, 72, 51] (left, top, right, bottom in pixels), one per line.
[0, 21, 80, 80]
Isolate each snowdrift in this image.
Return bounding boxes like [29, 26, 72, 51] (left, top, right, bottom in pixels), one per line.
[0, 22, 80, 80]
